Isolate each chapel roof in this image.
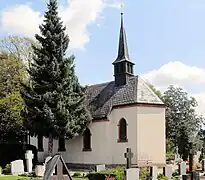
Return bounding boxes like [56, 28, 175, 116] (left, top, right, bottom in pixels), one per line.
[85, 76, 164, 119]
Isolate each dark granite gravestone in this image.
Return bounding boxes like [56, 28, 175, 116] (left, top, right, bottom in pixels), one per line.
[43, 154, 72, 180]
[124, 148, 133, 169]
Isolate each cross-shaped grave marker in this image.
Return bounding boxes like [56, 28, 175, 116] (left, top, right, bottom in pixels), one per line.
[25, 150, 34, 173]
[124, 148, 133, 169]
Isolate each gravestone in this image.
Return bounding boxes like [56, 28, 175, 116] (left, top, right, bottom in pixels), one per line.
[202, 159, 205, 171]
[25, 150, 34, 173]
[163, 165, 172, 180]
[124, 148, 133, 169]
[43, 154, 72, 180]
[11, 159, 24, 175]
[126, 168, 139, 180]
[179, 161, 186, 176]
[35, 165, 45, 177]
[95, 164, 105, 172]
[45, 156, 55, 175]
[150, 166, 157, 180]
[174, 146, 181, 163]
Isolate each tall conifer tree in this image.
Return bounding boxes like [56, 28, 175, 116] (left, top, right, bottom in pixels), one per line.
[21, 0, 91, 154]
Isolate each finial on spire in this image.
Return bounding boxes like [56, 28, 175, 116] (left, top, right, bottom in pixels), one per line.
[113, 10, 130, 64]
[120, 3, 124, 14]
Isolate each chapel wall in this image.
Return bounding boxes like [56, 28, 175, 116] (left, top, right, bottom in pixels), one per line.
[61, 121, 112, 164]
[108, 106, 138, 165]
[30, 136, 59, 162]
[136, 106, 166, 165]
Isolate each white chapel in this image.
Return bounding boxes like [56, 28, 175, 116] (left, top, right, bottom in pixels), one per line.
[30, 13, 166, 168]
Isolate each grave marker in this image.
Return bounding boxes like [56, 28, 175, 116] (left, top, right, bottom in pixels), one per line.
[45, 156, 55, 175]
[11, 160, 24, 175]
[25, 150, 34, 173]
[35, 165, 45, 177]
[124, 148, 133, 169]
[163, 165, 172, 180]
[150, 166, 157, 180]
[95, 164, 105, 172]
[43, 154, 72, 180]
[126, 168, 139, 180]
[179, 161, 186, 176]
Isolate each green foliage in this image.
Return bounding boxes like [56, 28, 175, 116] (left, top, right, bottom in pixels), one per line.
[172, 171, 179, 177]
[163, 85, 204, 160]
[2, 164, 11, 175]
[166, 139, 174, 154]
[157, 174, 169, 180]
[0, 54, 27, 143]
[166, 153, 174, 162]
[73, 172, 81, 177]
[0, 35, 37, 67]
[19, 172, 37, 177]
[109, 168, 124, 180]
[139, 168, 149, 180]
[88, 168, 123, 180]
[148, 83, 162, 100]
[21, 0, 91, 154]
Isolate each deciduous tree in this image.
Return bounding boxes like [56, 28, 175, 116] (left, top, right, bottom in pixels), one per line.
[0, 36, 37, 67]
[163, 85, 203, 160]
[0, 54, 27, 144]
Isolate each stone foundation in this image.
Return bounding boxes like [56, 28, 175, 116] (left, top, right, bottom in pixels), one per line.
[65, 163, 166, 171]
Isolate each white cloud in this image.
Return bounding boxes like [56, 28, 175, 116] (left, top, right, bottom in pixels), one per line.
[192, 92, 205, 116]
[1, 5, 42, 36]
[0, 0, 121, 49]
[142, 61, 205, 117]
[142, 61, 205, 89]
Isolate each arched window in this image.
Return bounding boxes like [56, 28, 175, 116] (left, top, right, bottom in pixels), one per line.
[37, 135, 44, 152]
[118, 118, 128, 143]
[83, 128, 92, 151]
[58, 137, 66, 152]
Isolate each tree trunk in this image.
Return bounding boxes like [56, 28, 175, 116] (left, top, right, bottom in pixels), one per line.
[48, 134, 53, 156]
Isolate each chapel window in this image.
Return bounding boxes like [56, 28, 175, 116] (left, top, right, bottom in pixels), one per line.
[58, 137, 66, 152]
[37, 135, 44, 152]
[118, 118, 128, 142]
[83, 128, 92, 151]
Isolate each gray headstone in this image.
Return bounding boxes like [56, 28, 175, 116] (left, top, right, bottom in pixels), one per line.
[45, 156, 55, 175]
[96, 164, 105, 172]
[202, 159, 205, 171]
[163, 166, 172, 180]
[11, 159, 24, 175]
[179, 161, 186, 175]
[150, 166, 157, 180]
[126, 168, 139, 180]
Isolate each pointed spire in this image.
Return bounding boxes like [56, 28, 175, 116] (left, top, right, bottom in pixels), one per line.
[113, 13, 132, 64]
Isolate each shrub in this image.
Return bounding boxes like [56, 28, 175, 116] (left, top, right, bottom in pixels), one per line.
[73, 172, 81, 177]
[139, 168, 149, 180]
[172, 171, 179, 177]
[20, 172, 37, 177]
[2, 163, 11, 175]
[157, 174, 169, 180]
[107, 168, 124, 180]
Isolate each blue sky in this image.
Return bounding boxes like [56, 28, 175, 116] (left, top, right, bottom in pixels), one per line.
[1, 0, 205, 114]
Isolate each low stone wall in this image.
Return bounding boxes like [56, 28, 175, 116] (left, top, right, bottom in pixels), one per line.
[66, 163, 126, 171]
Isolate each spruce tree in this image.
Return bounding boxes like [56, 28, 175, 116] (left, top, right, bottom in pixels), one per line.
[21, 0, 91, 155]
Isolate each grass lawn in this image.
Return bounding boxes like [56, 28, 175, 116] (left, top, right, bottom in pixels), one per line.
[0, 176, 87, 180]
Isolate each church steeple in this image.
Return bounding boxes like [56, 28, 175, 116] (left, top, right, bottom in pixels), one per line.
[113, 13, 134, 86]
